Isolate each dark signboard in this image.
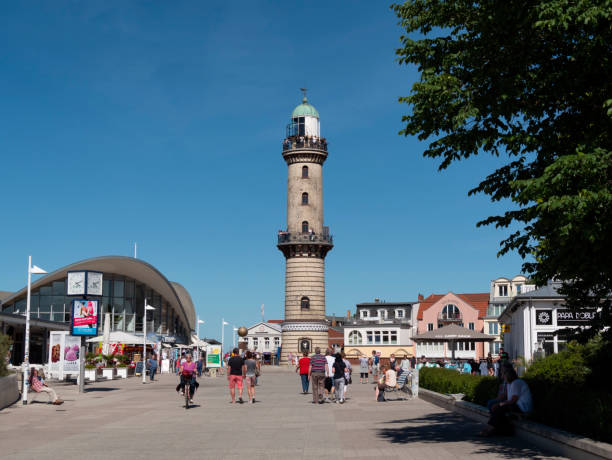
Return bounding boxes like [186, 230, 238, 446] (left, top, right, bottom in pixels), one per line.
[535, 309, 553, 325]
[556, 309, 597, 325]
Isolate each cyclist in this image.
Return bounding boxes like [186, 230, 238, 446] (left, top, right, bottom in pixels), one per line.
[176, 353, 198, 403]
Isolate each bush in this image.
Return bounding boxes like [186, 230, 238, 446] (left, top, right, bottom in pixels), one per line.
[526, 347, 590, 386]
[0, 334, 12, 377]
[419, 368, 499, 406]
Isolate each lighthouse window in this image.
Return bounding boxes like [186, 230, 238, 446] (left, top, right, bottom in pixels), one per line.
[302, 193, 308, 205]
[302, 221, 309, 233]
[301, 296, 310, 309]
[302, 166, 308, 178]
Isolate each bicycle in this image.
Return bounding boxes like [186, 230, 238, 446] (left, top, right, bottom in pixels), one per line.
[181, 371, 195, 409]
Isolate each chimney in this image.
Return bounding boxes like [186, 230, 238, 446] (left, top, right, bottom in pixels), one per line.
[331, 318, 336, 327]
[374, 298, 380, 303]
[346, 309, 351, 318]
[418, 294, 424, 301]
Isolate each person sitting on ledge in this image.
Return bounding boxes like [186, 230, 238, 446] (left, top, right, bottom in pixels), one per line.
[480, 367, 533, 436]
[29, 368, 63, 405]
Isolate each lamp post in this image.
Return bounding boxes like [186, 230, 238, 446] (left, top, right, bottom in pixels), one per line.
[142, 302, 155, 384]
[232, 326, 238, 349]
[196, 317, 205, 359]
[22, 256, 47, 405]
[221, 319, 229, 363]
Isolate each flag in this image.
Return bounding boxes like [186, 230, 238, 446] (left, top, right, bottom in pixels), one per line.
[261, 304, 264, 317]
[223, 320, 229, 326]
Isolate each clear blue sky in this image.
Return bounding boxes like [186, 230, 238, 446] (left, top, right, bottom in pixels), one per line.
[0, 1, 524, 340]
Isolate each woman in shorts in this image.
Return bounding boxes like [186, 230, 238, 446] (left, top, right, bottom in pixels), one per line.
[244, 351, 258, 403]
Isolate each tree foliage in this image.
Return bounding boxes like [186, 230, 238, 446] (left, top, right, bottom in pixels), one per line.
[393, 0, 612, 339]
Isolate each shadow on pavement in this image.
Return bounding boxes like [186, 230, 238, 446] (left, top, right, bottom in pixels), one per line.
[377, 413, 554, 459]
[84, 387, 119, 393]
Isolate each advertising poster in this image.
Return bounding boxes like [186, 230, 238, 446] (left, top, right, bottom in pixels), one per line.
[49, 333, 62, 376]
[206, 344, 222, 368]
[71, 299, 99, 336]
[63, 335, 81, 373]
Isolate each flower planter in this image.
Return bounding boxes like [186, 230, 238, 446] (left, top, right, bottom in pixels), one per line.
[102, 368, 116, 380]
[85, 368, 97, 381]
[116, 367, 128, 379]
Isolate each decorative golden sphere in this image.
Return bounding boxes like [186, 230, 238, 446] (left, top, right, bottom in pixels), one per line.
[237, 326, 248, 337]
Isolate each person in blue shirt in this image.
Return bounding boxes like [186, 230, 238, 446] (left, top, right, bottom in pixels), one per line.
[463, 360, 472, 374]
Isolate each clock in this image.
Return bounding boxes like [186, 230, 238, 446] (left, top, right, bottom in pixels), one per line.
[86, 272, 103, 296]
[67, 271, 86, 296]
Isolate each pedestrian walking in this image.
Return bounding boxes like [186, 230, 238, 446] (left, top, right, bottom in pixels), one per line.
[296, 351, 310, 394]
[308, 347, 326, 404]
[342, 352, 351, 400]
[359, 355, 369, 384]
[227, 348, 245, 404]
[332, 353, 346, 404]
[244, 351, 258, 403]
[324, 348, 335, 402]
[148, 353, 158, 381]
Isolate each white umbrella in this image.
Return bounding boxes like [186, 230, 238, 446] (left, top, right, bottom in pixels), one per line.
[86, 331, 143, 344]
[102, 312, 111, 354]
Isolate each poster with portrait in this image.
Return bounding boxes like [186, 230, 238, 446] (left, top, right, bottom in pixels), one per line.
[48, 333, 62, 376]
[63, 335, 81, 373]
[71, 299, 99, 336]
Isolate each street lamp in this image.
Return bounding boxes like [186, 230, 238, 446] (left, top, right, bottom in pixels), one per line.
[196, 317, 205, 358]
[232, 326, 238, 348]
[22, 256, 47, 405]
[142, 302, 156, 384]
[221, 319, 229, 363]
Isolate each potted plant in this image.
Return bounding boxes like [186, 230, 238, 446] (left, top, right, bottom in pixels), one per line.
[101, 353, 116, 380]
[84, 364, 97, 381]
[115, 355, 129, 379]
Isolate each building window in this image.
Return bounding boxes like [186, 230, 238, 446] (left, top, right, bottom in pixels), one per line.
[300, 296, 310, 309]
[428, 323, 434, 331]
[498, 285, 508, 296]
[301, 192, 308, 205]
[374, 331, 381, 344]
[348, 330, 362, 345]
[396, 309, 404, 318]
[302, 221, 309, 233]
[361, 310, 368, 318]
[488, 322, 499, 335]
[516, 284, 522, 294]
[274, 337, 280, 348]
[492, 342, 501, 355]
[253, 337, 258, 348]
[302, 166, 308, 178]
[366, 331, 373, 344]
[390, 332, 398, 344]
[382, 331, 389, 344]
[441, 304, 461, 320]
[468, 322, 475, 330]
[265, 337, 270, 348]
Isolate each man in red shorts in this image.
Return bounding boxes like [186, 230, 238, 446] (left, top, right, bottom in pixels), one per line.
[227, 348, 245, 404]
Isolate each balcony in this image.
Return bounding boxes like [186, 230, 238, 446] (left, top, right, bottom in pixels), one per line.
[282, 137, 327, 152]
[278, 231, 333, 245]
[438, 311, 463, 322]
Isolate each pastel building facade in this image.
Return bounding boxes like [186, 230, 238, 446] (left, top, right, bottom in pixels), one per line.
[416, 292, 489, 360]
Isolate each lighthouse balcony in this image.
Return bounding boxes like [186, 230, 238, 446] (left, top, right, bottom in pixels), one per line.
[277, 231, 334, 258]
[282, 136, 327, 152]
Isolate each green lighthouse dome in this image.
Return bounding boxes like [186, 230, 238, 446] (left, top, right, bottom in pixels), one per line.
[291, 97, 319, 118]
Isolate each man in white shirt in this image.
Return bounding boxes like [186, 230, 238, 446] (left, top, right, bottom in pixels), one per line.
[481, 367, 533, 436]
[324, 348, 335, 402]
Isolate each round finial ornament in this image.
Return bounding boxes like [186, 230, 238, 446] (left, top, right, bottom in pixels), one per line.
[237, 326, 248, 337]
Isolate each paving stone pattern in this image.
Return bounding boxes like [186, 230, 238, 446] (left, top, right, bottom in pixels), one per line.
[0, 367, 566, 460]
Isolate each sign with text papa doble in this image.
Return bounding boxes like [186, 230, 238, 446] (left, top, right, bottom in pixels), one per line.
[71, 299, 99, 336]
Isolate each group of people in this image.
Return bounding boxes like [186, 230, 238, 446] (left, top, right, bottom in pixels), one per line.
[297, 348, 352, 404]
[226, 348, 261, 404]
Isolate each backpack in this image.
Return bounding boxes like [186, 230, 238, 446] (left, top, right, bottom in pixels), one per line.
[374, 355, 380, 365]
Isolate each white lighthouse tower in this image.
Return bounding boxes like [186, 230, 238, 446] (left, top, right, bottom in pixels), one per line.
[278, 92, 333, 363]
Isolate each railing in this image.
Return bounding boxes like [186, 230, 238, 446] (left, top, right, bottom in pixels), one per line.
[437, 312, 462, 322]
[277, 232, 333, 245]
[282, 137, 327, 152]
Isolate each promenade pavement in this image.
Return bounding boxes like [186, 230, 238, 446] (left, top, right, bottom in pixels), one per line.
[1, 366, 566, 460]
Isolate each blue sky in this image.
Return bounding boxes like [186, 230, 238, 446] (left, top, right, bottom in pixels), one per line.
[0, 1, 524, 339]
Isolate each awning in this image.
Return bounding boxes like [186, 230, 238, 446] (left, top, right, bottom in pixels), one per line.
[85, 331, 143, 344]
[412, 324, 495, 342]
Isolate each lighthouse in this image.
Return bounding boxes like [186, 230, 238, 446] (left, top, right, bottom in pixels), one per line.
[277, 92, 333, 363]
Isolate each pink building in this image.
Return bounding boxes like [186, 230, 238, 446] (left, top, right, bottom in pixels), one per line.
[416, 292, 489, 360]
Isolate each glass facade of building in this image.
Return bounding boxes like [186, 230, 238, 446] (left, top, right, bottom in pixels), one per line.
[1, 273, 189, 340]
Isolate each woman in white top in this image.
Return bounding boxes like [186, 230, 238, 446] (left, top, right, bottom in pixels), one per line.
[480, 367, 533, 436]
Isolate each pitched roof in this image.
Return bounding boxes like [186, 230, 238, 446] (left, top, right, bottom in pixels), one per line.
[417, 292, 490, 319]
[413, 324, 495, 341]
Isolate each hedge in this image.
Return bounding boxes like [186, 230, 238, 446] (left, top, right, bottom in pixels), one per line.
[0, 334, 11, 377]
[419, 367, 499, 406]
[419, 365, 612, 443]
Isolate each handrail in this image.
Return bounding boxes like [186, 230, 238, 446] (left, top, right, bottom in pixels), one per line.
[277, 232, 333, 245]
[282, 137, 327, 152]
